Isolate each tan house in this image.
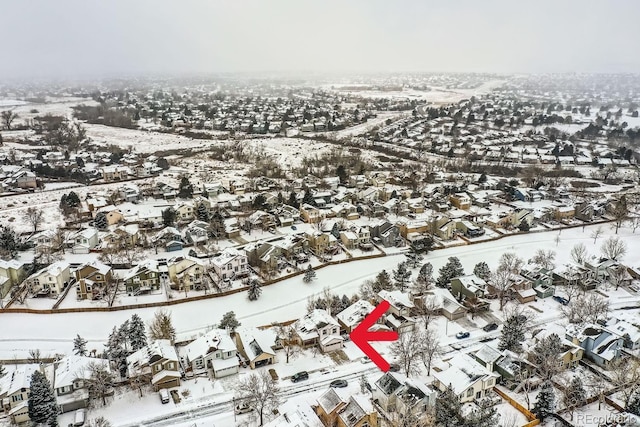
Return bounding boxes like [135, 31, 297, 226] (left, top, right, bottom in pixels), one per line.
[397, 220, 430, 238]
[0, 259, 25, 298]
[74, 261, 113, 300]
[0, 365, 39, 424]
[95, 206, 124, 225]
[300, 204, 323, 223]
[234, 327, 278, 369]
[339, 231, 358, 250]
[101, 165, 130, 181]
[126, 339, 181, 390]
[306, 230, 330, 255]
[167, 256, 206, 291]
[432, 354, 499, 403]
[294, 310, 343, 353]
[449, 193, 472, 210]
[315, 388, 379, 427]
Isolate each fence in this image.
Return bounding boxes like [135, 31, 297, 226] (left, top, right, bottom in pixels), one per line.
[493, 387, 539, 426]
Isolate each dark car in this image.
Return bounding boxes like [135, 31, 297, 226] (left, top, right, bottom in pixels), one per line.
[456, 331, 470, 339]
[330, 379, 348, 388]
[291, 371, 309, 383]
[389, 363, 400, 372]
[553, 295, 569, 306]
[483, 323, 499, 332]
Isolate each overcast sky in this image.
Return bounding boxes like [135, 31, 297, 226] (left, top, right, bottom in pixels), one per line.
[1, 0, 638, 80]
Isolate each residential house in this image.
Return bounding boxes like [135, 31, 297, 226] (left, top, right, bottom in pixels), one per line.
[336, 300, 375, 334]
[244, 241, 281, 271]
[529, 329, 584, 371]
[183, 329, 239, 378]
[74, 261, 113, 300]
[265, 396, 323, 427]
[455, 220, 484, 237]
[377, 290, 416, 334]
[0, 365, 39, 424]
[417, 288, 467, 320]
[0, 259, 25, 298]
[449, 193, 471, 210]
[565, 323, 624, 368]
[306, 230, 331, 255]
[432, 354, 499, 403]
[435, 217, 457, 241]
[330, 202, 360, 220]
[605, 317, 640, 350]
[123, 259, 160, 295]
[174, 201, 195, 221]
[69, 228, 99, 254]
[101, 165, 130, 181]
[95, 206, 124, 225]
[233, 327, 278, 369]
[369, 220, 402, 248]
[372, 372, 436, 415]
[54, 356, 112, 413]
[520, 267, 555, 299]
[340, 231, 358, 250]
[210, 247, 249, 283]
[167, 256, 206, 291]
[315, 388, 380, 427]
[300, 204, 323, 223]
[182, 220, 209, 245]
[25, 261, 71, 297]
[451, 274, 488, 300]
[126, 339, 181, 390]
[294, 310, 343, 353]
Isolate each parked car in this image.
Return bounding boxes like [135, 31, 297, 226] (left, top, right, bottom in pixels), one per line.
[159, 389, 170, 404]
[389, 363, 400, 372]
[330, 379, 348, 388]
[235, 402, 253, 415]
[553, 295, 569, 306]
[456, 331, 470, 339]
[291, 371, 309, 382]
[73, 409, 86, 426]
[483, 323, 499, 332]
[268, 368, 279, 381]
[361, 356, 372, 364]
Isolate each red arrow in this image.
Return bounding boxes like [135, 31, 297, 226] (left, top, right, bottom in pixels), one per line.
[349, 300, 399, 372]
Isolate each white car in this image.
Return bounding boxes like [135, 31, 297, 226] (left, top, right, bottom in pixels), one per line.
[361, 356, 372, 364]
[235, 402, 253, 415]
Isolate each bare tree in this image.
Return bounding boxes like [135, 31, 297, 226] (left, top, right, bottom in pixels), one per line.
[148, 309, 176, 343]
[529, 249, 556, 270]
[610, 197, 629, 234]
[600, 236, 627, 261]
[276, 325, 300, 364]
[1, 110, 18, 130]
[116, 240, 142, 268]
[415, 295, 440, 329]
[28, 349, 41, 363]
[419, 329, 441, 375]
[85, 362, 115, 406]
[22, 207, 44, 233]
[235, 370, 280, 426]
[608, 357, 640, 409]
[88, 417, 112, 427]
[570, 243, 589, 265]
[591, 226, 603, 244]
[390, 328, 424, 377]
[498, 252, 524, 274]
[490, 267, 513, 311]
[531, 333, 565, 380]
[561, 293, 610, 324]
[629, 216, 640, 233]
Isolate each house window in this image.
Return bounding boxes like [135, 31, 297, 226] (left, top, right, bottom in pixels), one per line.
[332, 328, 337, 334]
[466, 389, 473, 397]
[167, 362, 174, 370]
[486, 378, 494, 386]
[216, 353, 220, 358]
[155, 364, 161, 372]
[12, 395, 23, 402]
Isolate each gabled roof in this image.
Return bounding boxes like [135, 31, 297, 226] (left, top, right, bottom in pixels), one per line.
[184, 329, 236, 361]
[336, 300, 375, 328]
[54, 356, 110, 389]
[317, 388, 343, 414]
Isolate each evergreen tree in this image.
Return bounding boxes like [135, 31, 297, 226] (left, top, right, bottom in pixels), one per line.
[566, 376, 586, 406]
[196, 203, 209, 222]
[302, 190, 314, 206]
[498, 314, 527, 352]
[331, 222, 340, 239]
[28, 371, 59, 425]
[73, 334, 88, 356]
[247, 279, 262, 301]
[336, 165, 348, 184]
[303, 264, 316, 283]
[157, 157, 169, 170]
[201, 188, 209, 199]
[178, 175, 193, 198]
[94, 212, 108, 230]
[148, 309, 176, 343]
[392, 262, 412, 291]
[532, 381, 556, 421]
[219, 311, 241, 332]
[162, 207, 177, 226]
[473, 262, 491, 281]
[628, 390, 640, 416]
[404, 246, 424, 268]
[436, 256, 464, 287]
[105, 326, 128, 377]
[372, 270, 393, 293]
[417, 262, 434, 285]
[128, 314, 147, 351]
[288, 191, 299, 208]
[118, 319, 130, 352]
[0, 225, 19, 259]
[435, 385, 464, 427]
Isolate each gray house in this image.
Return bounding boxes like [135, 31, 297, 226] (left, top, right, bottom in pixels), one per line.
[369, 220, 402, 247]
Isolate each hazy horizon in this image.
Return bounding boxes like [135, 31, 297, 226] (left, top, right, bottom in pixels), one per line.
[2, 0, 639, 81]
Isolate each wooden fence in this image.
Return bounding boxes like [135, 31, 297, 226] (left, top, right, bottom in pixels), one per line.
[493, 387, 539, 426]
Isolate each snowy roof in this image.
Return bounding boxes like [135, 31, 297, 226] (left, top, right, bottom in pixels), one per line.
[210, 356, 239, 371]
[30, 261, 69, 280]
[236, 327, 277, 361]
[184, 329, 236, 361]
[433, 354, 498, 396]
[0, 364, 39, 396]
[0, 259, 23, 271]
[54, 356, 110, 389]
[126, 339, 178, 373]
[317, 388, 343, 414]
[452, 274, 487, 293]
[123, 259, 159, 281]
[338, 396, 368, 427]
[264, 396, 323, 427]
[378, 290, 414, 310]
[336, 300, 375, 328]
[76, 260, 111, 276]
[474, 344, 503, 365]
[295, 310, 339, 341]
